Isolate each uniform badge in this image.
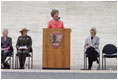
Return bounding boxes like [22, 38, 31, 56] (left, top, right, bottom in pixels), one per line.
[27, 38, 29, 40]
[19, 37, 22, 41]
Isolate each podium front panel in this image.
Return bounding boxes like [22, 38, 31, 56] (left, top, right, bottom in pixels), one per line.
[43, 28, 70, 69]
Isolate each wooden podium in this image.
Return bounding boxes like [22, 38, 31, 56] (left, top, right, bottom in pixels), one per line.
[43, 28, 71, 69]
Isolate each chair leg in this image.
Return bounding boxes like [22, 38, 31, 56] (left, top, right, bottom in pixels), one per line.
[15, 56, 18, 69]
[30, 57, 32, 69]
[31, 56, 33, 69]
[84, 55, 85, 69]
[15, 56, 16, 69]
[103, 58, 105, 70]
[99, 58, 100, 70]
[86, 57, 87, 69]
[102, 57, 103, 70]
[116, 58, 117, 70]
[17, 56, 19, 69]
[29, 57, 31, 69]
[28, 57, 30, 69]
[85, 57, 86, 69]
[98, 57, 100, 70]
[12, 56, 14, 69]
[15, 56, 17, 69]
[105, 58, 106, 70]
[9, 57, 11, 69]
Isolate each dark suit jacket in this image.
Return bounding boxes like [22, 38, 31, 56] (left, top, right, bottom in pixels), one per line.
[1, 36, 12, 51]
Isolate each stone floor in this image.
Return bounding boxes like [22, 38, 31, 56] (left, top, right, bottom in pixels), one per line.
[1, 70, 117, 79]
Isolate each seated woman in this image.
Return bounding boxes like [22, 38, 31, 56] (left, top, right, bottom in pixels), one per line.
[84, 27, 100, 70]
[48, 9, 64, 28]
[16, 28, 32, 69]
[1, 29, 12, 68]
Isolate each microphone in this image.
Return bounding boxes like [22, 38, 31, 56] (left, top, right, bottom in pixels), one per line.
[55, 17, 60, 21]
[48, 17, 61, 25]
[47, 17, 61, 27]
[58, 17, 60, 20]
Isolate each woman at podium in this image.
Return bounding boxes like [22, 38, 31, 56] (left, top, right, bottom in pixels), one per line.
[48, 9, 64, 28]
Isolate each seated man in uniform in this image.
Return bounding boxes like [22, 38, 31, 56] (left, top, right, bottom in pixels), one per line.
[16, 28, 32, 69]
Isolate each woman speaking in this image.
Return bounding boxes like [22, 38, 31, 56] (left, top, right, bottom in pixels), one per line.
[48, 9, 64, 28]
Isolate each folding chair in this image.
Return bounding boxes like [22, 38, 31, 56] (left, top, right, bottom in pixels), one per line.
[2, 46, 14, 69]
[6, 46, 14, 69]
[84, 52, 100, 70]
[102, 44, 117, 70]
[15, 48, 33, 69]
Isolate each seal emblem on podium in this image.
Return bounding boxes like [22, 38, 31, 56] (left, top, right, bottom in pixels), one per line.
[50, 31, 63, 48]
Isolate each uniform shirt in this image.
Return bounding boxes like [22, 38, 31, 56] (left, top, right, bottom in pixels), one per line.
[48, 19, 64, 28]
[16, 35, 32, 50]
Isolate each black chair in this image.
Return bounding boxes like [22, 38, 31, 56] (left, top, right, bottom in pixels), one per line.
[84, 52, 100, 70]
[5, 46, 14, 69]
[15, 48, 33, 69]
[102, 44, 117, 70]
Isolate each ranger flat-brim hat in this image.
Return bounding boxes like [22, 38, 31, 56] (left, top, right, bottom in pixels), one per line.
[19, 28, 29, 32]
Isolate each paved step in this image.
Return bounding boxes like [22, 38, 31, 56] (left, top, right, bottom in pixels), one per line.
[1, 70, 117, 79]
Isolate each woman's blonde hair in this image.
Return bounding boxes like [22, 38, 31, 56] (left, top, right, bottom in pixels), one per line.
[90, 27, 97, 35]
[51, 9, 59, 17]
